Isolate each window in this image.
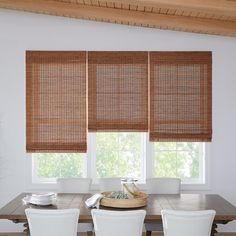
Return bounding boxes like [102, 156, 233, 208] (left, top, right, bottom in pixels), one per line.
[33, 153, 86, 183]
[32, 134, 206, 186]
[95, 133, 145, 180]
[153, 142, 204, 184]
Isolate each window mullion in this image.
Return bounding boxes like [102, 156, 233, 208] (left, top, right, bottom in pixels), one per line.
[200, 143, 205, 184]
[87, 133, 96, 182]
[146, 133, 154, 179]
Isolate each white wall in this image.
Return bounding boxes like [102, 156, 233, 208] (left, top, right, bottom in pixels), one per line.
[0, 8, 236, 232]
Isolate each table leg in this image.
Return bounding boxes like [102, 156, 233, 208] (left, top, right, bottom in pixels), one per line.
[23, 222, 30, 235]
[211, 223, 218, 236]
[11, 220, 30, 235]
[146, 231, 152, 236]
[212, 220, 233, 235]
[87, 231, 93, 236]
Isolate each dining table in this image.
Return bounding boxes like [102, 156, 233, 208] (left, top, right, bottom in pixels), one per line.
[0, 193, 236, 236]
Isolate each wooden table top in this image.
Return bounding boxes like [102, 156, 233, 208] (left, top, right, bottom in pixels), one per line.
[1, 193, 236, 223]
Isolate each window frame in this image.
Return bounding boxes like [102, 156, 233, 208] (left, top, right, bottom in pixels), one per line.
[28, 133, 210, 191]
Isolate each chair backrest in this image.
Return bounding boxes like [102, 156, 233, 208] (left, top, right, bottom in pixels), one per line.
[98, 178, 122, 192]
[146, 178, 181, 194]
[161, 209, 216, 236]
[57, 178, 91, 193]
[25, 208, 79, 236]
[92, 209, 146, 236]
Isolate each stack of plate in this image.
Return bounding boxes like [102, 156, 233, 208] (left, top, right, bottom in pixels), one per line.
[23, 192, 56, 206]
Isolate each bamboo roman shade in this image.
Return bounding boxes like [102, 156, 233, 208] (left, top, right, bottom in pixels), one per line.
[88, 52, 148, 131]
[26, 51, 87, 152]
[149, 52, 212, 142]
[26, 51, 212, 153]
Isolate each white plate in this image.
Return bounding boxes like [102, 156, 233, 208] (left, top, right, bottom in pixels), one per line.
[31, 192, 55, 198]
[31, 196, 54, 202]
[22, 194, 56, 206]
[29, 198, 54, 206]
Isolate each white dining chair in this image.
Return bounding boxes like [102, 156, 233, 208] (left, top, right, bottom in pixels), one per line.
[145, 178, 181, 236]
[161, 209, 216, 236]
[91, 209, 146, 236]
[146, 178, 181, 194]
[98, 178, 122, 192]
[57, 178, 92, 193]
[25, 208, 79, 236]
[57, 178, 93, 235]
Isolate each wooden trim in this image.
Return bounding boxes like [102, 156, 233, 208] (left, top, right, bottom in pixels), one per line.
[0, 0, 235, 36]
[103, 0, 236, 19]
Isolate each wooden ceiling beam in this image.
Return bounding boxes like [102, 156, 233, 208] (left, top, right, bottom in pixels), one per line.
[104, 0, 236, 19]
[0, 0, 236, 37]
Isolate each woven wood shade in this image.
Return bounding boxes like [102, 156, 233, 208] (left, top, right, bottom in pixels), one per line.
[26, 51, 87, 152]
[88, 52, 148, 131]
[149, 52, 212, 142]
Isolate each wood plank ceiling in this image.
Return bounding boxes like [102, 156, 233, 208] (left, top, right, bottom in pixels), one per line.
[0, 0, 236, 37]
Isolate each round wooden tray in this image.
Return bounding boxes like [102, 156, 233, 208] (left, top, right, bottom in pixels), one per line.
[100, 191, 148, 208]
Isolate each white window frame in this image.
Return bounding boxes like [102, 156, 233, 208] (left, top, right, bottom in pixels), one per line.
[28, 133, 210, 191]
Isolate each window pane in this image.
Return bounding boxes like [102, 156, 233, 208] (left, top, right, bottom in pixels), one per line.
[154, 151, 177, 177]
[96, 133, 143, 179]
[176, 151, 197, 179]
[36, 153, 84, 179]
[154, 142, 203, 183]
